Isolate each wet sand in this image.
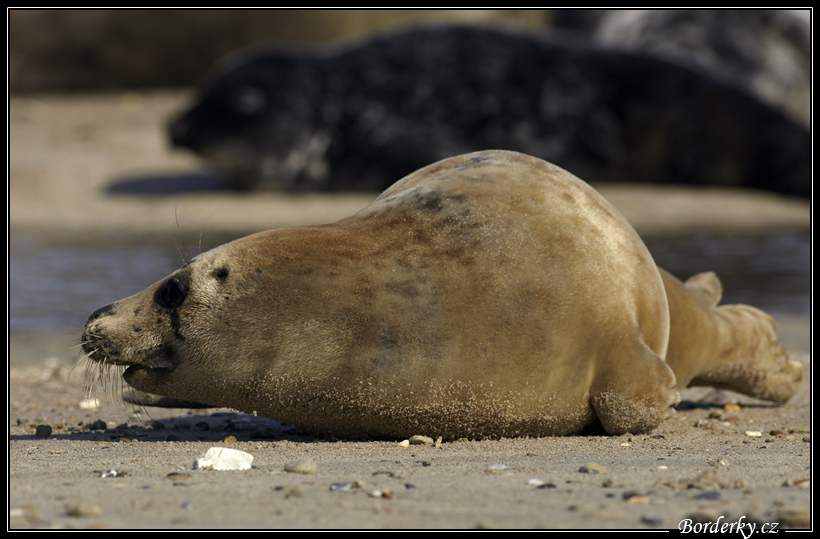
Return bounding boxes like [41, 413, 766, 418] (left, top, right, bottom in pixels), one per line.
[8, 91, 811, 530]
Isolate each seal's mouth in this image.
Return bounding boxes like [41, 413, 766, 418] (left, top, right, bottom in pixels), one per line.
[124, 358, 174, 372]
[122, 358, 176, 384]
[122, 358, 178, 393]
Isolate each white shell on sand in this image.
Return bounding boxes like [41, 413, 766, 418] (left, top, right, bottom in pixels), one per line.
[193, 447, 253, 471]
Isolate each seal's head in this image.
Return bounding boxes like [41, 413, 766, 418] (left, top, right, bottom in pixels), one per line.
[168, 49, 331, 190]
[81, 234, 284, 405]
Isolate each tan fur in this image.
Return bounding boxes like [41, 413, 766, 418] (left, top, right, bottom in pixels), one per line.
[81, 150, 802, 439]
[662, 269, 802, 403]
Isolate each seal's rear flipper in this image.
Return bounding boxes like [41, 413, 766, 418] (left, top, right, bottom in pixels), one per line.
[123, 387, 214, 409]
[688, 304, 804, 403]
[662, 269, 803, 403]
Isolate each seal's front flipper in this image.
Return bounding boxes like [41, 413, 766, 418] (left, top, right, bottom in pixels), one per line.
[123, 387, 214, 409]
[590, 342, 680, 435]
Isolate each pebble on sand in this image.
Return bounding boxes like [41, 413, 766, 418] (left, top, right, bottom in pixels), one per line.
[579, 462, 607, 474]
[78, 398, 100, 411]
[409, 435, 435, 445]
[65, 502, 103, 518]
[193, 447, 253, 471]
[284, 458, 317, 474]
[34, 425, 52, 438]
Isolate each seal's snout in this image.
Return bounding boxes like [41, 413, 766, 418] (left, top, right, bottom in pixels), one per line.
[86, 303, 115, 324]
[169, 112, 194, 149]
[81, 303, 116, 358]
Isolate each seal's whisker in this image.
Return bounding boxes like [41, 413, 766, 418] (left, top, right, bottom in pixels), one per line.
[174, 207, 192, 267]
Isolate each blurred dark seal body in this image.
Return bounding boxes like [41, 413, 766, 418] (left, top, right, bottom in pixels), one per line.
[169, 25, 809, 197]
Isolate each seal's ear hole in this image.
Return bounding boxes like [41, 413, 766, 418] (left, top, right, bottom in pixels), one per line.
[154, 276, 187, 309]
[214, 267, 229, 282]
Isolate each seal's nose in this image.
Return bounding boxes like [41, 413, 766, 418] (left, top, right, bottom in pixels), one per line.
[168, 113, 192, 148]
[82, 303, 115, 353]
[86, 303, 115, 324]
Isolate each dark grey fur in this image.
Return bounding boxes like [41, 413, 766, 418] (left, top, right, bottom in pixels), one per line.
[169, 24, 809, 197]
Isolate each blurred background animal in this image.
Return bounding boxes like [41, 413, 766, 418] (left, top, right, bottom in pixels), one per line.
[167, 20, 809, 196]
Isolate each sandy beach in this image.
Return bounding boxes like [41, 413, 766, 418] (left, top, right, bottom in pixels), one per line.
[8, 91, 811, 530]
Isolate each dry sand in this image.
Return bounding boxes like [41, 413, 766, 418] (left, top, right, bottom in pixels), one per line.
[8, 91, 811, 530]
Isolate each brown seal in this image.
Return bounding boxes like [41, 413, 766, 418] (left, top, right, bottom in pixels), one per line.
[80, 150, 802, 438]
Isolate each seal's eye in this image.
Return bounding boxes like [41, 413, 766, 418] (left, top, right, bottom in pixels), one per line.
[214, 267, 229, 282]
[154, 276, 187, 309]
[230, 84, 266, 116]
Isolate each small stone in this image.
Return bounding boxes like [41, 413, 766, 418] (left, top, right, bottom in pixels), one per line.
[34, 425, 52, 438]
[397, 439, 410, 447]
[744, 430, 762, 437]
[85, 419, 107, 431]
[167, 472, 192, 481]
[782, 478, 810, 488]
[485, 463, 509, 473]
[641, 513, 663, 526]
[694, 491, 722, 501]
[193, 447, 253, 470]
[284, 458, 317, 474]
[408, 435, 434, 445]
[99, 469, 126, 478]
[78, 398, 100, 411]
[622, 491, 647, 502]
[690, 468, 720, 490]
[526, 478, 545, 487]
[723, 403, 741, 412]
[273, 485, 302, 498]
[579, 462, 607, 474]
[222, 435, 238, 443]
[329, 482, 352, 491]
[65, 502, 103, 518]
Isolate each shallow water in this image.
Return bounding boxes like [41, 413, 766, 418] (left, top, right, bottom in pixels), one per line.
[8, 229, 811, 334]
